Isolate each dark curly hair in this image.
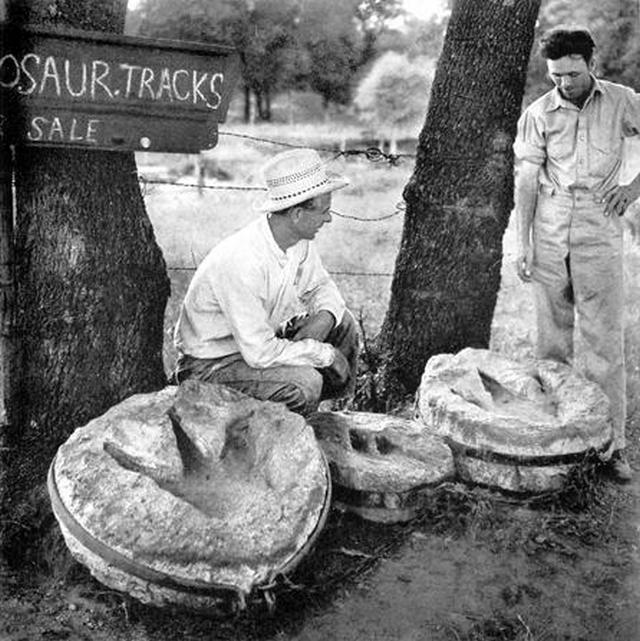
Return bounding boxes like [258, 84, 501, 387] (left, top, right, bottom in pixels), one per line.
[539, 25, 596, 64]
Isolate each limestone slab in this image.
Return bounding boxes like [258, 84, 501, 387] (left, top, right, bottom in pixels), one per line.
[308, 411, 455, 522]
[48, 380, 330, 610]
[415, 348, 612, 493]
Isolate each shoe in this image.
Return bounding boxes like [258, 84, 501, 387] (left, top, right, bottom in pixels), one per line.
[607, 451, 632, 483]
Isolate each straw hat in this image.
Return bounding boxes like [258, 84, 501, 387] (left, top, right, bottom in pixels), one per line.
[255, 148, 349, 213]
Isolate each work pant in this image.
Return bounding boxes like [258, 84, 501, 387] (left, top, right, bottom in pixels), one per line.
[174, 310, 359, 416]
[532, 188, 626, 450]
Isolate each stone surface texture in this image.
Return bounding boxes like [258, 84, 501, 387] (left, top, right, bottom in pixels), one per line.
[49, 381, 329, 609]
[415, 348, 612, 492]
[307, 411, 454, 522]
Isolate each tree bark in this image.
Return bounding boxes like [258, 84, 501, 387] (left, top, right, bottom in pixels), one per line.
[264, 89, 272, 121]
[378, 0, 540, 399]
[255, 89, 268, 120]
[243, 84, 252, 123]
[1, 0, 170, 559]
[0, 145, 14, 504]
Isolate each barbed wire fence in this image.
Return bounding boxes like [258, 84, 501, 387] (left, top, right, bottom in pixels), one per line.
[138, 127, 417, 280]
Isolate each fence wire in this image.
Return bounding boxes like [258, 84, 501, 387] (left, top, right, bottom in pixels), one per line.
[218, 129, 417, 165]
[140, 127, 412, 279]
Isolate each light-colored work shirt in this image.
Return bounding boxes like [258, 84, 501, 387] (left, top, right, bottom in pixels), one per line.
[174, 214, 346, 369]
[514, 77, 640, 192]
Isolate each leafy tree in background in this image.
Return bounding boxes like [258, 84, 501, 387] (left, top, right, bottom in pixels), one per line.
[354, 51, 433, 154]
[355, 0, 403, 67]
[134, 0, 302, 121]
[293, 0, 405, 114]
[240, 0, 301, 120]
[376, 13, 448, 61]
[295, 0, 362, 114]
[130, 0, 405, 121]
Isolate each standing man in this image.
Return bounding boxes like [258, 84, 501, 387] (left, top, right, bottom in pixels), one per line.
[513, 25, 640, 481]
[173, 148, 359, 416]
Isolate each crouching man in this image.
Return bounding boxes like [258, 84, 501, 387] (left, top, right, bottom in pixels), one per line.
[173, 148, 359, 416]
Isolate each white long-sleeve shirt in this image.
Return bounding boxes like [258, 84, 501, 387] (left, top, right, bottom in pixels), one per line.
[174, 214, 346, 368]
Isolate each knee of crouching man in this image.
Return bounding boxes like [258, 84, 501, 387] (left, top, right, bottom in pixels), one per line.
[279, 371, 323, 416]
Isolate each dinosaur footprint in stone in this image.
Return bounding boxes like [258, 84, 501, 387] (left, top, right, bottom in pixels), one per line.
[103, 380, 308, 520]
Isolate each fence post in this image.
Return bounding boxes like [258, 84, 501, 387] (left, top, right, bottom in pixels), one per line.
[195, 153, 205, 196]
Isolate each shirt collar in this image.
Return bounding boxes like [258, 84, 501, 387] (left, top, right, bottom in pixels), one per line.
[259, 213, 294, 262]
[545, 74, 602, 112]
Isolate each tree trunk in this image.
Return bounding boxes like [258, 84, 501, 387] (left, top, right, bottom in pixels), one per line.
[0, 145, 14, 504]
[323, 96, 330, 123]
[243, 84, 252, 123]
[255, 89, 268, 121]
[378, 0, 540, 400]
[288, 88, 295, 125]
[264, 89, 271, 121]
[1, 0, 170, 560]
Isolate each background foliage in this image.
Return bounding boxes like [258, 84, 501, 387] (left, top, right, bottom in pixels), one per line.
[127, 0, 640, 128]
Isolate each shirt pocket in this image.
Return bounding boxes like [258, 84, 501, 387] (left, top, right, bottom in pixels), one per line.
[546, 132, 572, 162]
[589, 126, 622, 175]
[589, 126, 617, 156]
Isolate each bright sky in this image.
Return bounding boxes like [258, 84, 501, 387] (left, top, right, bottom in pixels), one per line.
[403, 0, 449, 21]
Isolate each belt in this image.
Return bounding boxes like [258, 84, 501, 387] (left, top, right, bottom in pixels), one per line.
[539, 184, 605, 202]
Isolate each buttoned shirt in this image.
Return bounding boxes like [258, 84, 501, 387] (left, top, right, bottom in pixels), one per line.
[174, 214, 346, 368]
[514, 77, 640, 192]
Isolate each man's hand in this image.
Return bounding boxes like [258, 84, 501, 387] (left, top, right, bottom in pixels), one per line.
[321, 348, 350, 389]
[602, 180, 640, 218]
[292, 310, 335, 342]
[516, 244, 534, 283]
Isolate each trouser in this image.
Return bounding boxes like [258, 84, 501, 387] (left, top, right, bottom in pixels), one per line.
[174, 310, 359, 416]
[532, 188, 626, 451]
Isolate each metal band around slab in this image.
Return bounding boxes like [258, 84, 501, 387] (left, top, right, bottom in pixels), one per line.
[267, 449, 333, 578]
[48, 458, 242, 598]
[445, 437, 612, 467]
[332, 482, 437, 510]
[48, 451, 332, 596]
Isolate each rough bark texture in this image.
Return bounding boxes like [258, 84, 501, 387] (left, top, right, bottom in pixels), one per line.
[0, 147, 14, 503]
[379, 0, 541, 397]
[1, 0, 171, 557]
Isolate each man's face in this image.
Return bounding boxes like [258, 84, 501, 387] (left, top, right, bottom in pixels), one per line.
[294, 193, 332, 240]
[547, 54, 594, 104]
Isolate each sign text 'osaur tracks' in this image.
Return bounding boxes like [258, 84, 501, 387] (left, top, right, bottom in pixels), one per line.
[0, 26, 240, 152]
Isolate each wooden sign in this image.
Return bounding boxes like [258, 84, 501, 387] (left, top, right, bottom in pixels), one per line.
[0, 25, 241, 152]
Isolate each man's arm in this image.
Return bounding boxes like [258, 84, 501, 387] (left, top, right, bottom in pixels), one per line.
[603, 87, 640, 217]
[291, 310, 335, 342]
[296, 242, 346, 325]
[513, 160, 540, 283]
[512, 106, 546, 283]
[213, 262, 335, 369]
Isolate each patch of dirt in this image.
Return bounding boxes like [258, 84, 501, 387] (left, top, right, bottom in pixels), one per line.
[1, 433, 639, 641]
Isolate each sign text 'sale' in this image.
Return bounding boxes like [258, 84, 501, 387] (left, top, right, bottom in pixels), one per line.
[0, 26, 241, 152]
